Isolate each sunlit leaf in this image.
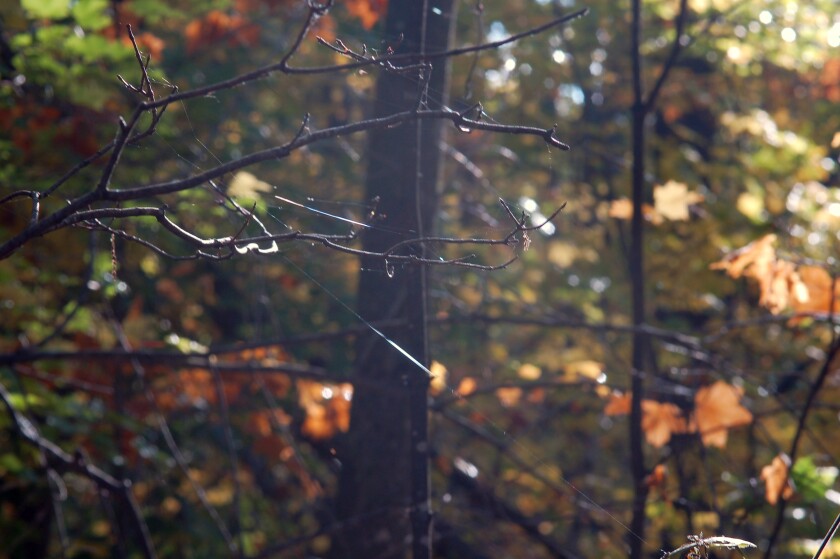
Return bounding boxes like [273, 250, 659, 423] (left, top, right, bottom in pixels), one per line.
[563, 360, 603, 382]
[228, 171, 272, 200]
[694, 381, 752, 448]
[22, 0, 70, 19]
[760, 454, 795, 505]
[641, 400, 687, 448]
[791, 266, 840, 315]
[71, 0, 110, 31]
[791, 455, 839, 503]
[496, 386, 522, 407]
[429, 360, 448, 395]
[604, 392, 630, 416]
[457, 377, 477, 396]
[517, 363, 542, 380]
[653, 180, 704, 221]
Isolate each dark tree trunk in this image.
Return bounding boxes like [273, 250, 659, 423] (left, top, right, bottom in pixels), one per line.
[333, 2, 455, 559]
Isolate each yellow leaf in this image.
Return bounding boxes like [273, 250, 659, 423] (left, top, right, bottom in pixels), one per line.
[653, 180, 704, 221]
[547, 241, 579, 268]
[205, 482, 234, 506]
[517, 363, 542, 380]
[563, 360, 604, 382]
[429, 360, 448, 395]
[736, 191, 765, 221]
[228, 171, 272, 199]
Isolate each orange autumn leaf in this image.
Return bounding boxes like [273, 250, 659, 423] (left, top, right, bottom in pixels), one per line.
[301, 404, 332, 439]
[297, 380, 352, 440]
[791, 266, 840, 315]
[457, 377, 477, 396]
[178, 368, 215, 404]
[344, 0, 388, 30]
[710, 234, 776, 280]
[759, 259, 799, 314]
[604, 394, 687, 447]
[311, 13, 337, 43]
[693, 381, 753, 448]
[641, 400, 687, 448]
[710, 235, 823, 315]
[247, 409, 291, 437]
[185, 10, 260, 55]
[132, 32, 166, 60]
[760, 454, 795, 505]
[496, 386, 523, 407]
[604, 392, 631, 415]
[644, 464, 668, 490]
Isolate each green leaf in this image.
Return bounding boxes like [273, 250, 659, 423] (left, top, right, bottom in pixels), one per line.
[0, 453, 26, 474]
[792, 456, 839, 503]
[22, 0, 70, 19]
[71, 0, 110, 31]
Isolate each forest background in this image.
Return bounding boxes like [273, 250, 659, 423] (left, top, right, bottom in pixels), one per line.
[1, 0, 839, 558]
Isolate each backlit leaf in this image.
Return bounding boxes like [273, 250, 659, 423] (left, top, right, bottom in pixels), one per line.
[229, 171, 272, 200]
[429, 360, 448, 395]
[641, 400, 687, 448]
[22, 0, 70, 19]
[694, 381, 752, 448]
[517, 363, 542, 380]
[760, 454, 794, 505]
[653, 180, 704, 221]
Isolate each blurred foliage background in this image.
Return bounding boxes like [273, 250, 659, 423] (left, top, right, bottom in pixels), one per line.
[1, 0, 839, 557]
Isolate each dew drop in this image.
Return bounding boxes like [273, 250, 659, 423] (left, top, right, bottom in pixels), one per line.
[385, 260, 395, 278]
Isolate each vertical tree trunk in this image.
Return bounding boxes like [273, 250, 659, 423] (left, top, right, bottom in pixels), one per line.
[629, 1, 650, 559]
[333, 2, 455, 559]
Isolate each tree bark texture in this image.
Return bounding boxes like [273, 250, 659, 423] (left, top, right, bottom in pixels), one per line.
[333, 2, 455, 559]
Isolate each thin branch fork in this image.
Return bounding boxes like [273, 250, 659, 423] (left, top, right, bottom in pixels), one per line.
[0, 105, 568, 262]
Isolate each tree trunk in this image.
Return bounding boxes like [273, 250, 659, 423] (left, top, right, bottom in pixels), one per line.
[333, 2, 455, 559]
